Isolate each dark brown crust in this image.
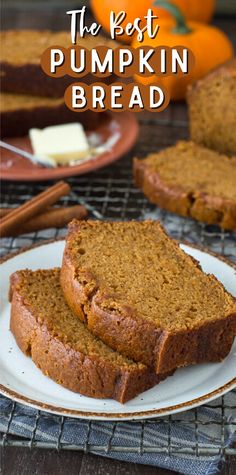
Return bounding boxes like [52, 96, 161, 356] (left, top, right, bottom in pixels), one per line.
[133, 158, 236, 231]
[89, 295, 236, 374]
[1, 62, 115, 98]
[9, 271, 170, 404]
[1, 101, 109, 138]
[61, 221, 236, 375]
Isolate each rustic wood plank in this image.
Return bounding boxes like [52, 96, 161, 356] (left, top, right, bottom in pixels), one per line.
[226, 455, 236, 475]
[0, 447, 178, 475]
[79, 452, 176, 475]
[0, 447, 83, 475]
[1, 447, 233, 475]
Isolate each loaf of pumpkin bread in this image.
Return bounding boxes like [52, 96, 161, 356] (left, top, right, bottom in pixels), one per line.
[187, 58, 236, 156]
[134, 141, 236, 230]
[61, 220, 236, 375]
[1, 92, 104, 137]
[1, 30, 116, 97]
[9, 268, 169, 403]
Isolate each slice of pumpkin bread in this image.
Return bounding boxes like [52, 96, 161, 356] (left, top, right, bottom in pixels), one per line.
[187, 58, 236, 156]
[10, 268, 168, 403]
[134, 141, 236, 230]
[61, 220, 236, 375]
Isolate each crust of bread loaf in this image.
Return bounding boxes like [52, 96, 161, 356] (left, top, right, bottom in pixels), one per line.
[186, 58, 236, 156]
[1, 30, 116, 97]
[1, 100, 106, 138]
[133, 158, 236, 230]
[1, 62, 115, 98]
[10, 272, 168, 403]
[188, 58, 236, 95]
[61, 221, 236, 374]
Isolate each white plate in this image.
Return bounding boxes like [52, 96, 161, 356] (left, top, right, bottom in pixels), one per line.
[0, 240, 236, 421]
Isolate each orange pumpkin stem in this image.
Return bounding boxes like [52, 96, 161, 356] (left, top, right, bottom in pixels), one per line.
[154, 1, 192, 34]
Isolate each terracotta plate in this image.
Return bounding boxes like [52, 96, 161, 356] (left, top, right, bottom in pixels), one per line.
[0, 112, 139, 181]
[0, 240, 235, 420]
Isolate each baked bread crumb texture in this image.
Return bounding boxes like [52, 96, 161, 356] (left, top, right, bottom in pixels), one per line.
[10, 221, 236, 402]
[61, 220, 236, 374]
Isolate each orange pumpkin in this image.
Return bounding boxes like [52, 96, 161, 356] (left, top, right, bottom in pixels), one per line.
[91, 0, 149, 43]
[132, 3, 234, 101]
[158, 0, 215, 23]
[91, 0, 216, 44]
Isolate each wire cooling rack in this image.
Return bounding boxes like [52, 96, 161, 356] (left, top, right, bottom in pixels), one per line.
[1, 108, 236, 456]
[0, 391, 236, 455]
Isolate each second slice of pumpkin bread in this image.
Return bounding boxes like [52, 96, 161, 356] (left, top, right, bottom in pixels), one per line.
[61, 220, 236, 375]
[10, 268, 166, 403]
[134, 141, 236, 230]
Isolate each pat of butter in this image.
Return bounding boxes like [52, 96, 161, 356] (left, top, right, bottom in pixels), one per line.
[29, 123, 89, 166]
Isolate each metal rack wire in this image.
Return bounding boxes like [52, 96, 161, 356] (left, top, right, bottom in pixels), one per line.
[0, 391, 236, 454]
[1, 110, 236, 455]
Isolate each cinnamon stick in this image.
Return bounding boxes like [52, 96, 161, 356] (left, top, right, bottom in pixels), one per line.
[0, 205, 87, 237]
[0, 208, 13, 218]
[0, 207, 53, 218]
[0, 181, 71, 238]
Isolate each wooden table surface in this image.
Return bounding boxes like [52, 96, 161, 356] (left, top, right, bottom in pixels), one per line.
[1, 446, 236, 475]
[1, 5, 236, 475]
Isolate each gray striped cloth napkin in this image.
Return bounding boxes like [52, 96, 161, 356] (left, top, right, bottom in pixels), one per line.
[0, 390, 235, 475]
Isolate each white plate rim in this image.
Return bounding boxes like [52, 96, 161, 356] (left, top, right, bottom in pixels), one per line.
[0, 239, 236, 421]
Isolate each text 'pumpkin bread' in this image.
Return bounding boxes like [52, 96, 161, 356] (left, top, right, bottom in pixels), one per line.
[61, 220, 236, 375]
[9, 268, 169, 403]
[134, 141, 236, 230]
